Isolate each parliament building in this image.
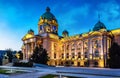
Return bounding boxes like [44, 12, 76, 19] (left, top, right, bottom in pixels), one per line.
[22, 7, 120, 67]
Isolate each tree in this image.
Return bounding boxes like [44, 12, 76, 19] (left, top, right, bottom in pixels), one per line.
[108, 42, 120, 68]
[29, 45, 49, 65]
[6, 49, 13, 63]
[18, 51, 23, 60]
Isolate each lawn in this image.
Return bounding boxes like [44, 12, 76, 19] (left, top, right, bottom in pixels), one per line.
[0, 69, 27, 75]
[40, 74, 55, 78]
[0, 69, 8, 74]
[40, 74, 83, 78]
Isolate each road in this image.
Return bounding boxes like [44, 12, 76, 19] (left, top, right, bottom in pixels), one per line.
[0, 65, 120, 78]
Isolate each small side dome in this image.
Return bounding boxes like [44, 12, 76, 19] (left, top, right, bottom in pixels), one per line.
[22, 29, 34, 41]
[28, 29, 34, 35]
[93, 21, 106, 31]
[62, 30, 69, 37]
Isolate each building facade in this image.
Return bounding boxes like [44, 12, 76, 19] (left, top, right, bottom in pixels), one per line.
[22, 7, 120, 67]
[0, 50, 9, 65]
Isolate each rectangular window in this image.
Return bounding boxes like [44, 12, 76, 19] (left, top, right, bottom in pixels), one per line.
[71, 48, 75, 51]
[78, 52, 81, 58]
[62, 53, 64, 58]
[66, 53, 69, 58]
[54, 53, 56, 58]
[84, 52, 88, 58]
[40, 25, 43, 30]
[72, 53, 75, 58]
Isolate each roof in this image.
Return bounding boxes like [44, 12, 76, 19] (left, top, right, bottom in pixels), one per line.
[62, 30, 69, 34]
[22, 33, 34, 40]
[22, 29, 35, 40]
[110, 28, 120, 35]
[28, 29, 34, 33]
[93, 21, 106, 31]
[41, 7, 57, 21]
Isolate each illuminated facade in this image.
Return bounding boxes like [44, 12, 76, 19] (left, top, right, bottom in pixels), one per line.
[22, 7, 120, 67]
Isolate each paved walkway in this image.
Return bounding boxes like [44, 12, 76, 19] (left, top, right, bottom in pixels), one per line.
[9, 72, 50, 78]
[0, 66, 120, 78]
[6, 72, 120, 78]
[4, 63, 12, 66]
[0, 74, 9, 78]
[53, 73, 120, 78]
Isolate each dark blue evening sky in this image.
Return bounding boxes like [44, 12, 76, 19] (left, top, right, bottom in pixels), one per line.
[0, 0, 120, 50]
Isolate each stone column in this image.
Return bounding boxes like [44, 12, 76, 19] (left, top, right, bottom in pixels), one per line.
[100, 38, 103, 59]
[102, 35, 107, 67]
[64, 44, 66, 60]
[31, 42, 34, 54]
[25, 44, 28, 60]
[80, 40, 84, 66]
[88, 38, 93, 67]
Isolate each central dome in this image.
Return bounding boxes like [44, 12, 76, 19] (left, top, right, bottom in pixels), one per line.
[38, 7, 58, 35]
[41, 7, 57, 21]
[93, 21, 106, 31]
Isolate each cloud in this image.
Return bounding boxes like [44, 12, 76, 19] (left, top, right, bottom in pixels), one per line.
[0, 21, 22, 50]
[58, 4, 90, 35]
[96, 0, 120, 29]
[0, 2, 23, 50]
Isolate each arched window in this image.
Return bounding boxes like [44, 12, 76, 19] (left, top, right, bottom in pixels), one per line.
[94, 62, 98, 67]
[61, 53, 64, 58]
[54, 53, 56, 58]
[66, 53, 69, 58]
[72, 43, 75, 48]
[40, 25, 43, 30]
[61, 62, 63, 65]
[52, 26, 56, 30]
[71, 61, 74, 65]
[66, 44, 69, 50]
[77, 43, 81, 50]
[95, 40, 98, 48]
[54, 43, 57, 50]
[94, 50, 99, 57]
[94, 40, 100, 48]
[78, 52, 81, 58]
[84, 61, 89, 67]
[77, 62, 80, 66]
[85, 42, 88, 46]
[71, 43, 75, 51]
[62, 45, 64, 51]
[72, 53, 75, 58]
[84, 52, 88, 58]
[95, 40, 98, 44]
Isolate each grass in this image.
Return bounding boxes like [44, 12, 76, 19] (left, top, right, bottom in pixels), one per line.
[0, 69, 27, 75]
[41, 74, 56, 78]
[0, 69, 8, 74]
[40, 74, 83, 78]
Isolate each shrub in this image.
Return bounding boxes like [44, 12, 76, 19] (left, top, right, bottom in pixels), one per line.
[13, 62, 33, 67]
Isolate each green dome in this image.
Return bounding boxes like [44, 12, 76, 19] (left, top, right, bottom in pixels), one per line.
[28, 29, 34, 33]
[62, 30, 69, 37]
[41, 7, 57, 21]
[28, 29, 34, 35]
[62, 30, 68, 34]
[93, 21, 106, 31]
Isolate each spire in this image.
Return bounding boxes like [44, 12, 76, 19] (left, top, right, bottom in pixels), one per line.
[98, 13, 100, 22]
[46, 7, 50, 12]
